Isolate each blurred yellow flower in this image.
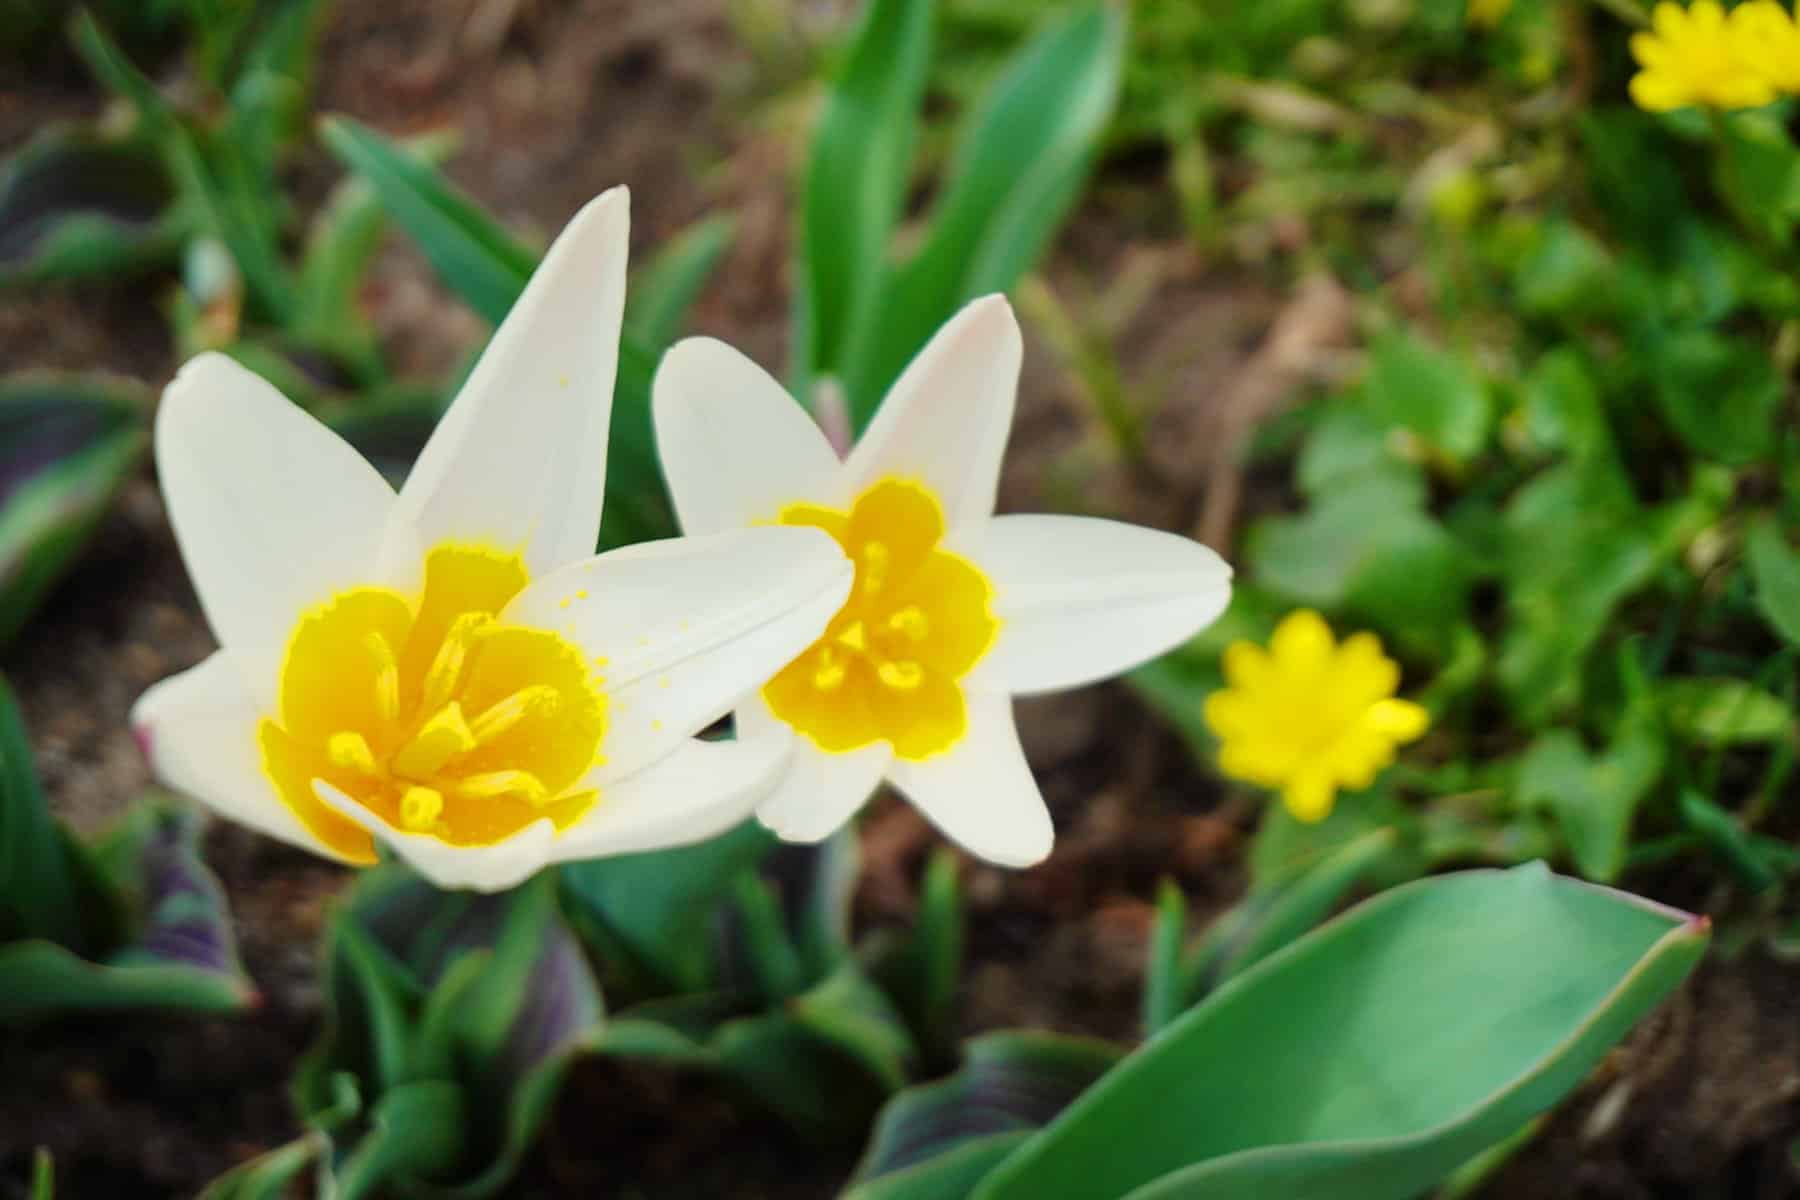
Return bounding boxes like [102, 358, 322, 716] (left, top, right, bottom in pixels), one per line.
[1203, 611, 1428, 823]
[1468, 0, 1513, 29]
[1733, 1, 1800, 92]
[1629, 2, 1777, 112]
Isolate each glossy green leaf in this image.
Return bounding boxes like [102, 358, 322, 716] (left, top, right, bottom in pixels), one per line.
[1362, 330, 1491, 465]
[842, 2, 1125, 423]
[1659, 677, 1794, 745]
[0, 127, 179, 286]
[1515, 724, 1664, 883]
[0, 372, 149, 650]
[332, 1080, 468, 1200]
[0, 674, 83, 949]
[1647, 329, 1780, 466]
[1747, 519, 1800, 648]
[796, 0, 933, 396]
[319, 115, 536, 326]
[849, 1032, 1124, 1196]
[625, 213, 735, 353]
[975, 864, 1707, 1200]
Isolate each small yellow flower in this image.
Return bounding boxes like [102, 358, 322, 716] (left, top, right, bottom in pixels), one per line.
[1629, 2, 1777, 113]
[1203, 611, 1429, 823]
[1732, 1, 1800, 92]
[1468, 0, 1513, 30]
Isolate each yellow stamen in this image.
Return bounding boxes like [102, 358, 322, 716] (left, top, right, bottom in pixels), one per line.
[878, 660, 924, 690]
[364, 631, 400, 721]
[887, 606, 929, 640]
[327, 730, 378, 775]
[468, 685, 561, 746]
[392, 702, 476, 779]
[400, 785, 444, 831]
[860, 540, 890, 593]
[836, 620, 867, 652]
[814, 651, 848, 692]
[458, 769, 549, 805]
[419, 612, 492, 716]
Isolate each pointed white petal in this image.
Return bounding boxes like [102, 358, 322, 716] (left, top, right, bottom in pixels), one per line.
[737, 695, 892, 843]
[502, 526, 852, 782]
[552, 735, 784, 861]
[131, 652, 357, 861]
[843, 295, 1021, 526]
[315, 781, 554, 893]
[653, 337, 846, 534]
[396, 189, 630, 573]
[973, 514, 1232, 695]
[155, 355, 409, 706]
[887, 691, 1052, 867]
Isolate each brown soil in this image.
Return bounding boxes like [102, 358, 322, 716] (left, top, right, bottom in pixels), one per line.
[2, 3, 1797, 1199]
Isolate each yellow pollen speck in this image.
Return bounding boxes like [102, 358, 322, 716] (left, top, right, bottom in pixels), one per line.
[327, 731, 377, 775]
[762, 478, 997, 761]
[400, 785, 444, 831]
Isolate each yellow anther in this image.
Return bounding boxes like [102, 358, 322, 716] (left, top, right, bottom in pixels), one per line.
[327, 731, 378, 775]
[468, 685, 560, 746]
[400, 785, 444, 831]
[363, 631, 401, 721]
[859, 540, 890, 593]
[886, 606, 929, 640]
[392, 703, 476, 779]
[836, 620, 868, 653]
[814, 654, 848, 691]
[419, 612, 493, 716]
[878, 659, 925, 690]
[458, 770, 549, 805]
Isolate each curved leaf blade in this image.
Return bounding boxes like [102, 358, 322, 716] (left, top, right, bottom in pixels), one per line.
[974, 864, 1708, 1200]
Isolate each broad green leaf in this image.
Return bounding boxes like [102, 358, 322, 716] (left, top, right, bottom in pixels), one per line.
[0, 127, 180, 287]
[1647, 329, 1780, 466]
[1515, 724, 1664, 883]
[319, 115, 536, 326]
[863, 849, 965, 1063]
[1362, 331, 1491, 465]
[0, 800, 255, 1024]
[846, 1135, 1033, 1200]
[0, 675, 85, 949]
[1715, 112, 1800, 247]
[1511, 217, 1614, 320]
[0, 372, 149, 650]
[796, 0, 932, 394]
[974, 864, 1707, 1200]
[560, 818, 775, 996]
[849, 1032, 1124, 1194]
[332, 1080, 469, 1200]
[1747, 519, 1800, 648]
[1657, 677, 1796, 746]
[1517, 347, 1609, 461]
[625, 213, 735, 353]
[842, 2, 1126, 423]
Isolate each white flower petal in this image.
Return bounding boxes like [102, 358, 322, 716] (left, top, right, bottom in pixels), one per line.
[553, 735, 785, 861]
[738, 695, 893, 843]
[156, 354, 410, 705]
[131, 652, 358, 861]
[314, 781, 555, 893]
[502, 526, 853, 781]
[653, 337, 846, 534]
[395, 188, 630, 574]
[843, 294, 1021, 526]
[972, 514, 1233, 695]
[887, 691, 1053, 867]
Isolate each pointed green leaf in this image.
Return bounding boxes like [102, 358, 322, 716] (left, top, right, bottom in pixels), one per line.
[842, 2, 1125, 423]
[866, 848, 964, 1061]
[1517, 722, 1665, 883]
[196, 1134, 327, 1200]
[1747, 519, 1800, 648]
[0, 674, 83, 948]
[797, 0, 933, 394]
[626, 212, 735, 353]
[1657, 677, 1795, 746]
[974, 865, 1707, 1200]
[0, 127, 179, 287]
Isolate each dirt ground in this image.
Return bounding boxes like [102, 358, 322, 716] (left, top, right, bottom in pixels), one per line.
[2, 3, 1798, 1198]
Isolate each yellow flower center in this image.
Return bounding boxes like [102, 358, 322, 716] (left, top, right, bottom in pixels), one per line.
[258, 544, 607, 860]
[762, 478, 997, 760]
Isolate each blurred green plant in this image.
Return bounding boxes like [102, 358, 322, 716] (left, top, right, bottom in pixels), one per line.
[0, 676, 253, 1024]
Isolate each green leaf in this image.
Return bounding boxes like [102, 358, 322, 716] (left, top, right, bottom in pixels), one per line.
[560, 818, 775, 996]
[1362, 331, 1491, 465]
[0, 126, 180, 286]
[1141, 879, 1187, 1036]
[864, 848, 964, 1063]
[974, 864, 1707, 1200]
[796, 0, 933, 393]
[30, 1147, 51, 1200]
[849, 1032, 1124, 1193]
[0, 674, 85, 949]
[196, 1134, 327, 1200]
[0, 372, 149, 650]
[1657, 677, 1796, 746]
[625, 213, 735, 353]
[1515, 725, 1664, 883]
[842, 2, 1126, 423]
[1747, 519, 1800, 648]
[0, 800, 256, 1024]
[332, 1080, 469, 1200]
[1646, 329, 1780, 466]
[319, 115, 536, 326]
